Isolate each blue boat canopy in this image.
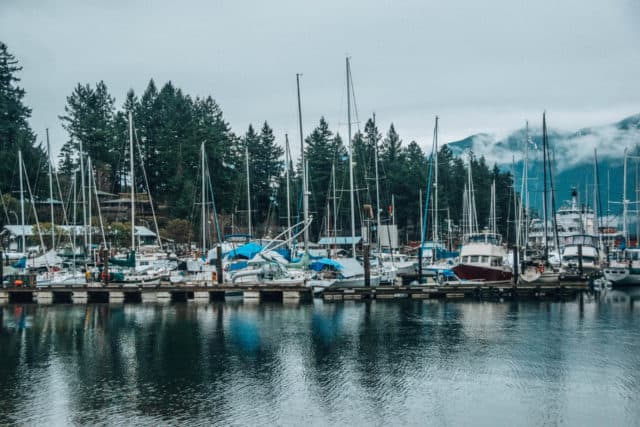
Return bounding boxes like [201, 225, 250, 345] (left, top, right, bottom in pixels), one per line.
[227, 242, 262, 260]
[309, 258, 343, 272]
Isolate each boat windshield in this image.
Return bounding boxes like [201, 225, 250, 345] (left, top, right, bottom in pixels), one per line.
[464, 233, 501, 245]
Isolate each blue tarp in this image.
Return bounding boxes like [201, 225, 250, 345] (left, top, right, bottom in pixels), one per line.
[12, 257, 26, 269]
[309, 258, 343, 272]
[227, 242, 262, 260]
[229, 261, 248, 271]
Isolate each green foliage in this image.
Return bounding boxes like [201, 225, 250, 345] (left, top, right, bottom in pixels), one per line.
[0, 42, 48, 199]
[162, 219, 193, 244]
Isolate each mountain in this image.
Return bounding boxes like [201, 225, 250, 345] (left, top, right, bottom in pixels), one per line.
[445, 114, 640, 216]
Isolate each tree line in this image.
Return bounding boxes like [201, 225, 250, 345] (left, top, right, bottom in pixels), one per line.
[0, 41, 515, 247]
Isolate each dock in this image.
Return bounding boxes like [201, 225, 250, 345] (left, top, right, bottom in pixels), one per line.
[0, 281, 589, 304]
[0, 284, 313, 304]
[322, 282, 588, 301]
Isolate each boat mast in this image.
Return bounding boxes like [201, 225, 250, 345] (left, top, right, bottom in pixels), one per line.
[129, 111, 135, 251]
[72, 172, 77, 270]
[245, 145, 252, 238]
[419, 190, 423, 243]
[623, 148, 628, 245]
[87, 156, 93, 258]
[433, 116, 439, 248]
[201, 141, 206, 252]
[373, 113, 381, 251]
[524, 121, 530, 246]
[18, 150, 26, 253]
[346, 57, 356, 256]
[332, 161, 337, 257]
[285, 134, 292, 244]
[46, 128, 55, 250]
[296, 74, 309, 249]
[79, 138, 87, 250]
[542, 113, 549, 261]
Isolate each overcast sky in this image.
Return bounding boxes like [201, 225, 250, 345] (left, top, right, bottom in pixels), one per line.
[2, 0, 639, 159]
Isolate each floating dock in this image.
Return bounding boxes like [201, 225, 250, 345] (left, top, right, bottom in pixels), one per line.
[0, 284, 313, 304]
[322, 282, 588, 301]
[0, 281, 589, 304]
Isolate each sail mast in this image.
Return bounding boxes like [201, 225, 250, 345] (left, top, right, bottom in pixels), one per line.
[245, 145, 252, 238]
[332, 161, 337, 257]
[296, 74, 309, 249]
[46, 128, 55, 250]
[18, 150, 26, 253]
[79, 138, 87, 250]
[201, 142, 206, 252]
[347, 57, 356, 256]
[285, 134, 292, 244]
[129, 111, 135, 250]
[373, 113, 381, 251]
[433, 116, 439, 248]
[623, 148, 628, 245]
[542, 113, 549, 261]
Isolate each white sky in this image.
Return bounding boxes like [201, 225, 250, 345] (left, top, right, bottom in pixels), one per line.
[2, 0, 639, 160]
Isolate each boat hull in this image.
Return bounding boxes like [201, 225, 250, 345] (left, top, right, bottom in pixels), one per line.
[453, 264, 512, 282]
[603, 267, 640, 288]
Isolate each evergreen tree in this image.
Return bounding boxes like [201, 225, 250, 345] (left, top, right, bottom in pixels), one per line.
[304, 117, 347, 239]
[0, 42, 47, 203]
[59, 81, 118, 190]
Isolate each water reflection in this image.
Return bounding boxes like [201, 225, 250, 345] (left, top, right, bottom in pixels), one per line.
[1, 293, 639, 425]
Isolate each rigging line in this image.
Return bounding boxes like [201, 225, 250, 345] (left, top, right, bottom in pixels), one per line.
[21, 156, 50, 270]
[132, 125, 162, 250]
[421, 146, 436, 246]
[205, 156, 222, 244]
[89, 160, 107, 247]
[53, 165, 74, 249]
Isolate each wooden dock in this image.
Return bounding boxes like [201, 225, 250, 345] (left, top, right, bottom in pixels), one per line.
[0, 284, 313, 304]
[0, 282, 589, 305]
[322, 282, 589, 301]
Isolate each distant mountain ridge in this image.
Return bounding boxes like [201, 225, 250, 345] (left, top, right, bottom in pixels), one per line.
[444, 113, 640, 215]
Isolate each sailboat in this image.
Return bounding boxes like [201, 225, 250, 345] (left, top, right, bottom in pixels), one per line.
[519, 114, 561, 284]
[306, 57, 380, 291]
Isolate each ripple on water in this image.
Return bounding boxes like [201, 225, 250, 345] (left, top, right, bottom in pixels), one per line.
[0, 298, 639, 426]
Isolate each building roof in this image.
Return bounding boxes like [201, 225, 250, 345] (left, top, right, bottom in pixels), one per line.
[2, 225, 35, 237]
[134, 226, 156, 237]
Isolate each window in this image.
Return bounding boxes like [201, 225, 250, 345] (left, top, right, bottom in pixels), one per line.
[470, 256, 479, 263]
[481, 256, 489, 264]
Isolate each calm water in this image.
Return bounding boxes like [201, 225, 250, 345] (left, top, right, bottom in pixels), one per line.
[1, 291, 639, 426]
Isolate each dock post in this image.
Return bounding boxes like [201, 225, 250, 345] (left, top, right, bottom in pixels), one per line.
[216, 245, 223, 284]
[418, 246, 423, 284]
[363, 243, 370, 287]
[513, 244, 519, 286]
[72, 290, 88, 304]
[102, 248, 109, 286]
[141, 291, 157, 303]
[577, 244, 583, 275]
[35, 291, 53, 304]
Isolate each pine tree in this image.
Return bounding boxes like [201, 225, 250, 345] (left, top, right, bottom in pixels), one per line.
[0, 42, 47, 200]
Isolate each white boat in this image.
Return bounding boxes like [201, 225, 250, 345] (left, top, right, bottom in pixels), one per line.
[453, 232, 512, 282]
[603, 248, 640, 287]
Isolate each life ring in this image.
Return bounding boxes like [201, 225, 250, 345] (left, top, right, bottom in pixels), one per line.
[537, 263, 545, 273]
[100, 270, 111, 281]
